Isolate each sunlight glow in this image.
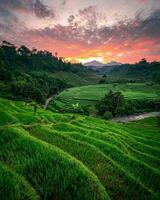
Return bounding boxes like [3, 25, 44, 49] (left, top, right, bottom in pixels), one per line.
[76, 57, 104, 64]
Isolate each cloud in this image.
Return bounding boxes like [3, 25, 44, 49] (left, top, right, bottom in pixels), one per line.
[96, 8, 160, 43]
[0, 3, 160, 63]
[0, 0, 55, 18]
[138, 0, 148, 3]
[140, 9, 160, 37]
[19, 8, 160, 47]
[0, 4, 27, 43]
[33, 0, 55, 18]
[78, 6, 98, 29]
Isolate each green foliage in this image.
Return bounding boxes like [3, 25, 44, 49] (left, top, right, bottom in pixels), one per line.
[88, 105, 97, 116]
[72, 102, 84, 113]
[0, 163, 38, 200]
[11, 80, 44, 103]
[54, 83, 160, 115]
[0, 41, 98, 103]
[0, 98, 160, 199]
[103, 111, 113, 119]
[99, 78, 108, 84]
[106, 59, 160, 83]
[97, 90, 125, 117]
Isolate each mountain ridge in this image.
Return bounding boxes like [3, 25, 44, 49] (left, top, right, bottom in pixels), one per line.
[83, 60, 122, 68]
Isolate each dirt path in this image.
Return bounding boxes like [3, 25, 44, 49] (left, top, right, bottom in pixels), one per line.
[44, 96, 53, 109]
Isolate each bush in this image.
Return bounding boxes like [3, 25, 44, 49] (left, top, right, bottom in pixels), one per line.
[146, 82, 154, 86]
[103, 111, 113, 120]
[99, 79, 108, 84]
[88, 105, 97, 116]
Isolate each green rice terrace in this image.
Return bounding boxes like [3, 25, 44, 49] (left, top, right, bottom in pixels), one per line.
[52, 83, 160, 112]
[0, 98, 160, 200]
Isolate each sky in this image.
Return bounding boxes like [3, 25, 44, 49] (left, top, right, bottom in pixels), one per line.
[0, 0, 160, 64]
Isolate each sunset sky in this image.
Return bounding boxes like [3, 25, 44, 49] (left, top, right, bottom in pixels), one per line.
[0, 0, 160, 63]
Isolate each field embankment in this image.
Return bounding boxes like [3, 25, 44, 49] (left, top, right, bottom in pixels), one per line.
[0, 98, 160, 200]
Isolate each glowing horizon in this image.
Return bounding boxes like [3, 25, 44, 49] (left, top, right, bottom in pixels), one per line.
[0, 0, 160, 64]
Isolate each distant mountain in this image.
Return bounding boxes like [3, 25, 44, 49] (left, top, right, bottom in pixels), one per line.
[83, 60, 122, 68]
[83, 60, 104, 67]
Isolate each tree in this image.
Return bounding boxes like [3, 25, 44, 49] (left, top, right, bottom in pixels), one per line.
[139, 58, 147, 64]
[1, 41, 17, 62]
[18, 45, 31, 56]
[97, 90, 125, 117]
[26, 102, 40, 115]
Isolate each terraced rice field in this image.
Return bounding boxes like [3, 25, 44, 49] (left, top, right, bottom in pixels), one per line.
[0, 98, 160, 200]
[52, 83, 160, 112]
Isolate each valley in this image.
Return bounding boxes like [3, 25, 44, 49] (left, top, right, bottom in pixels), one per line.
[0, 41, 160, 200]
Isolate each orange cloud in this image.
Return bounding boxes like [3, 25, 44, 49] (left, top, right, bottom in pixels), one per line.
[1, 4, 160, 64]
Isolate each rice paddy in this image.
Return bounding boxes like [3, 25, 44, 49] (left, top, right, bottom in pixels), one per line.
[0, 98, 160, 199]
[52, 83, 160, 112]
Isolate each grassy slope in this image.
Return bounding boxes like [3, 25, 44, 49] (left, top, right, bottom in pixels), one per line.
[53, 71, 100, 86]
[0, 98, 160, 200]
[0, 162, 38, 200]
[52, 83, 160, 112]
[0, 69, 100, 102]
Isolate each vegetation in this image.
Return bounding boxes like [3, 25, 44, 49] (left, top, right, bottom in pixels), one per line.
[53, 83, 160, 115]
[103, 111, 113, 120]
[0, 98, 160, 199]
[0, 41, 160, 200]
[0, 41, 99, 104]
[96, 90, 125, 117]
[0, 162, 38, 200]
[104, 59, 160, 83]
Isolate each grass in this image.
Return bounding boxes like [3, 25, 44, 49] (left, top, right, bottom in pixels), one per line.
[53, 71, 100, 86]
[0, 98, 160, 199]
[0, 162, 38, 200]
[52, 83, 160, 112]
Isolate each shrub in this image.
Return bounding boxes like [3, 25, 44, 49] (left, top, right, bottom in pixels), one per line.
[103, 111, 113, 120]
[88, 105, 97, 116]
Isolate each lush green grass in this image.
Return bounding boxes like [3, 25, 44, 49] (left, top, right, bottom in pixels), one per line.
[0, 162, 38, 200]
[53, 71, 100, 86]
[52, 83, 160, 112]
[0, 98, 160, 199]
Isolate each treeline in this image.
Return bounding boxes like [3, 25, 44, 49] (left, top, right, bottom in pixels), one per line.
[0, 41, 89, 103]
[107, 59, 160, 83]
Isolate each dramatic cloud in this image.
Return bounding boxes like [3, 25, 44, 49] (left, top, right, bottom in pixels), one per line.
[0, 0, 55, 18]
[0, 0, 160, 63]
[24, 8, 160, 44]
[33, 0, 55, 18]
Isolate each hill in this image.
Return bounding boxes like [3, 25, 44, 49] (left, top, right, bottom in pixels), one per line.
[83, 60, 122, 70]
[0, 98, 160, 199]
[100, 60, 160, 83]
[52, 83, 160, 114]
[84, 60, 105, 67]
[0, 41, 100, 103]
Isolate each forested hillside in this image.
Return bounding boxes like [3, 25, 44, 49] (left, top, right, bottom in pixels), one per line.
[0, 41, 99, 103]
[105, 59, 160, 82]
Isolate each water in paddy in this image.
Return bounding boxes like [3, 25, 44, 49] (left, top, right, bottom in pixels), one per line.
[113, 112, 160, 122]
